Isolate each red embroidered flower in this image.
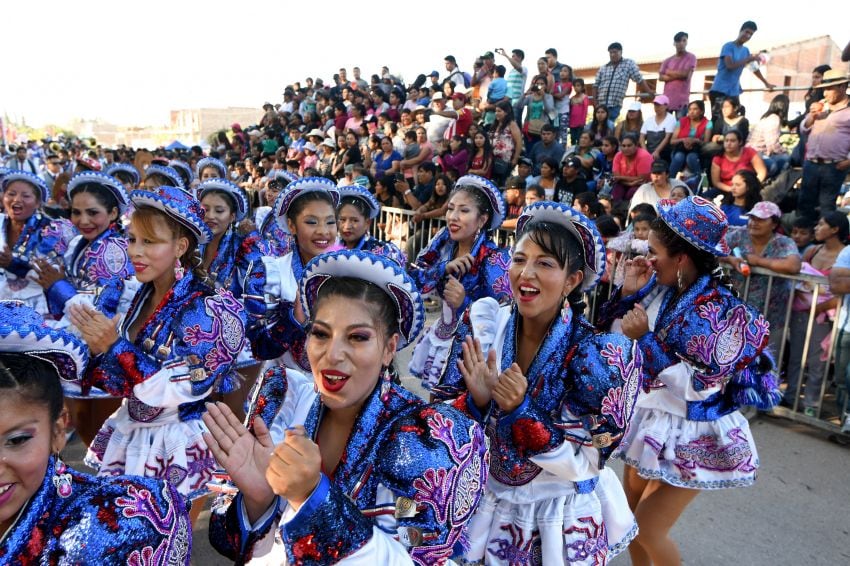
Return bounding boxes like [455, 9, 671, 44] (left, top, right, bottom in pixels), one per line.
[511, 418, 551, 453]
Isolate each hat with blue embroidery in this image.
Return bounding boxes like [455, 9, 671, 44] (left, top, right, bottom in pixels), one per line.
[198, 178, 249, 222]
[338, 185, 381, 219]
[195, 157, 227, 180]
[271, 170, 300, 186]
[272, 176, 340, 233]
[67, 171, 131, 213]
[657, 196, 730, 257]
[104, 163, 141, 187]
[0, 300, 89, 387]
[0, 166, 11, 183]
[453, 174, 506, 231]
[1, 169, 50, 202]
[516, 201, 607, 292]
[130, 186, 212, 244]
[301, 250, 425, 350]
[168, 160, 194, 187]
[143, 164, 185, 189]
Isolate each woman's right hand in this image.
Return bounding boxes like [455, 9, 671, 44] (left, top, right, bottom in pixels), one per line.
[621, 256, 653, 296]
[446, 253, 474, 277]
[458, 336, 498, 412]
[202, 402, 276, 518]
[443, 275, 466, 310]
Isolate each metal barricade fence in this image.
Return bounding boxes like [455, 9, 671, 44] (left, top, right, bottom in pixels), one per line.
[373, 207, 846, 435]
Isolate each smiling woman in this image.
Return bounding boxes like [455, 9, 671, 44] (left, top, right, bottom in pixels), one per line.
[0, 301, 190, 564]
[205, 250, 487, 564]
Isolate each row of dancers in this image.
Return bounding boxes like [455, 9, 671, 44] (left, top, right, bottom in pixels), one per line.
[0, 162, 780, 564]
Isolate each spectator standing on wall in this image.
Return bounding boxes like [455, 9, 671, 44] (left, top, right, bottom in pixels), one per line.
[593, 42, 652, 121]
[496, 47, 528, 120]
[708, 21, 775, 121]
[659, 31, 697, 118]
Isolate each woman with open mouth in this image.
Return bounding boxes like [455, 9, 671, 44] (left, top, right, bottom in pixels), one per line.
[197, 178, 267, 421]
[337, 184, 406, 267]
[408, 174, 512, 392]
[597, 196, 780, 565]
[204, 250, 488, 564]
[0, 170, 77, 315]
[68, 185, 247, 518]
[32, 171, 134, 447]
[252, 177, 341, 373]
[433, 202, 642, 564]
[0, 302, 191, 564]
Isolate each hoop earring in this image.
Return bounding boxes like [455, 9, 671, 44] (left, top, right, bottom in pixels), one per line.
[174, 258, 185, 281]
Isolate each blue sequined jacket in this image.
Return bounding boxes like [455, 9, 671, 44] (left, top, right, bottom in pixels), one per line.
[45, 225, 133, 320]
[434, 299, 642, 481]
[0, 456, 191, 565]
[596, 274, 780, 419]
[409, 228, 512, 314]
[349, 233, 407, 267]
[209, 368, 489, 566]
[84, 272, 247, 419]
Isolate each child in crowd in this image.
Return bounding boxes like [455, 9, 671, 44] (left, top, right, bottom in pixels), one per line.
[721, 170, 762, 227]
[401, 130, 420, 183]
[553, 66, 573, 145]
[791, 217, 816, 255]
[524, 183, 545, 206]
[569, 78, 589, 145]
[670, 184, 691, 202]
[608, 212, 654, 286]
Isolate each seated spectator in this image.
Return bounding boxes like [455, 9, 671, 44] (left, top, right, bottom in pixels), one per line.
[614, 101, 644, 142]
[566, 130, 602, 182]
[585, 104, 615, 145]
[398, 161, 436, 209]
[610, 133, 652, 203]
[670, 184, 691, 202]
[556, 156, 588, 206]
[516, 156, 534, 186]
[407, 174, 452, 260]
[723, 201, 802, 357]
[530, 124, 566, 175]
[500, 175, 527, 230]
[607, 212, 653, 286]
[598, 194, 614, 216]
[709, 130, 767, 198]
[703, 98, 749, 158]
[628, 158, 690, 214]
[594, 135, 619, 192]
[791, 217, 816, 255]
[524, 183, 545, 206]
[371, 136, 402, 180]
[784, 211, 848, 415]
[747, 94, 791, 179]
[573, 191, 603, 219]
[468, 131, 494, 179]
[437, 135, 469, 180]
[374, 174, 403, 208]
[640, 95, 677, 160]
[720, 169, 762, 227]
[536, 157, 560, 200]
[669, 100, 713, 179]
[627, 202, 658, 226]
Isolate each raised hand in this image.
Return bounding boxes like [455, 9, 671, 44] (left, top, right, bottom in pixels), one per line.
[265, 425, 322, 511]
[67, 303, 119, 355]
[458, 336, 499, 412]
[493, 363, 528, 413]
[622, 256, 653, 296]
[30, 257, 65, 289]
[621, 303, 650, 340]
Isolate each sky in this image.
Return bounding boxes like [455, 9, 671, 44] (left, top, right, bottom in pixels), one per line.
[3, 1, 848, 128]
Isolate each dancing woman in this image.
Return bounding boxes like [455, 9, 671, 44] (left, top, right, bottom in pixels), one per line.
[337, 184, 406, 266]
[408, 174, 512, 391]
[69, 186, 247, 502]
[597, 196, 779, 565]
[205, 250, 488, 564]
[0, 301, 191, 564]
[434, 202, 642, 564]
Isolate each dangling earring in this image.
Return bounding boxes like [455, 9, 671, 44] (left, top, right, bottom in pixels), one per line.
[174, 258, 185, 281]
[560, 294, 572, 324]
[676, 267, 684, 291]
[313, 382, 319, 393]
[52, 455, 72, 498]
[380, 365, 392, 402]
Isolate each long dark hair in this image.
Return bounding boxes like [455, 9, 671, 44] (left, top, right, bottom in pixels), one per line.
[0, 353, 64, 421]
[761, 94, 789, 127]
[651, 217, 737, 295]
[516, 220, 587, 314]
[722, 169, 762, 211]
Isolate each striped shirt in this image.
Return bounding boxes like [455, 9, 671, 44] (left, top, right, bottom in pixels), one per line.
[507, 66, 528, 105]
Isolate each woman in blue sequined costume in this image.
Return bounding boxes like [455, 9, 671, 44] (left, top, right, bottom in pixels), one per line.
[0, 170, 76, 314]
[408, 175, 512, 391]
[433, 202, 641, 565]
[32, 171, 135, 446]
[197, 178, 268, 418]
[0, 302, 191, 565]
[337, 185, 407, 267]
[68, 186, 247, 502]
[204, 250, 488, 565]
[252, 177, 340, 372]
[255, 171, 297, 257]
[596, 196, 779, 565]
